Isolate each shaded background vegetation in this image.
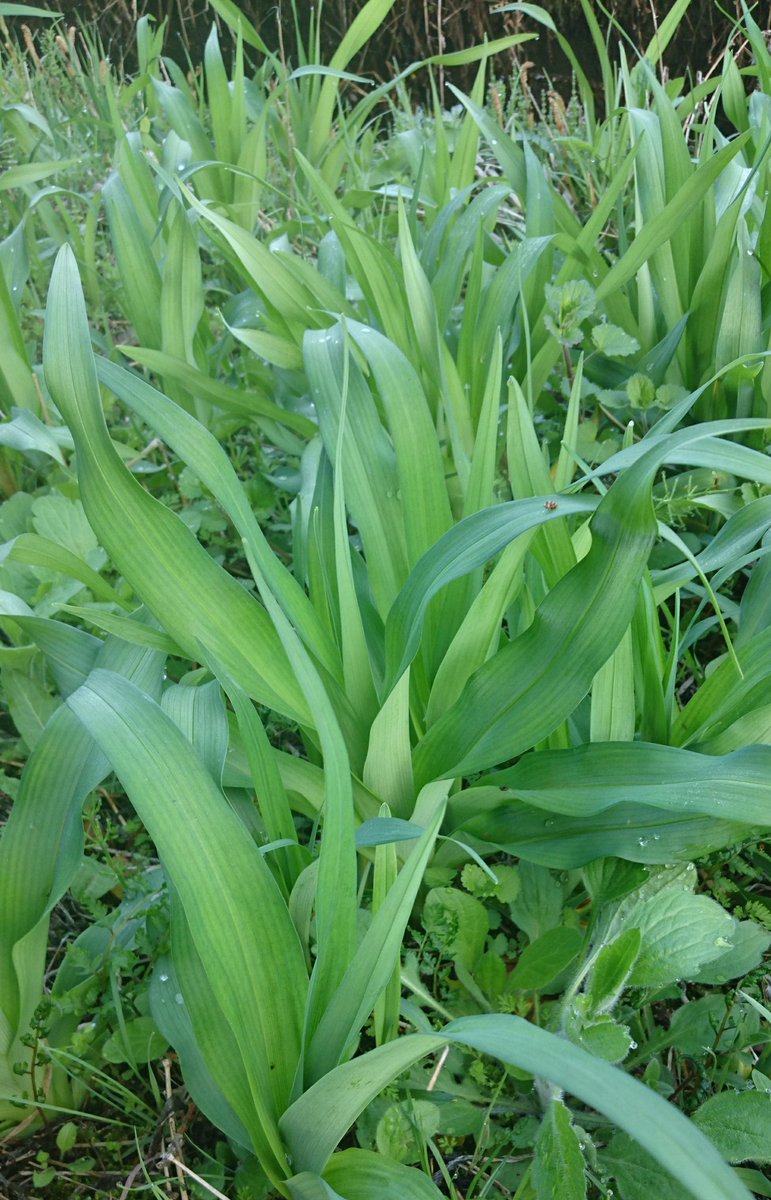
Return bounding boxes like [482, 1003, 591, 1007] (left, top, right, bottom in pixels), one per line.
[10, 1, 752, 93]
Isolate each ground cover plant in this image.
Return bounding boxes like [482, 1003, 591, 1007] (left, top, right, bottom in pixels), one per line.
[1, 0, 771, 1196]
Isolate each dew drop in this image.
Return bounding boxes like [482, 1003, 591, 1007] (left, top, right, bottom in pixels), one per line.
[174, 992, 184, 1005]
[637, 836, 649, 847]
[629, 1039, 638, 1049]
[159, 973, 169, 983]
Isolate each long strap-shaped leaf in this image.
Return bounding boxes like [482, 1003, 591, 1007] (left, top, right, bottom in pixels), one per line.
[279, 1015, 751, 1200]
[43, 246, 310, 726]
[383, 495, 598, 694]
[447, 793, 746, 869]
[66, 669, 308, 1182]
[94, 356, 341, 684]
[413, 450, 660, 784]
[0, 637, 163, 1082]
[304, 786, 448, 1084]
[477, 742, 771, 824]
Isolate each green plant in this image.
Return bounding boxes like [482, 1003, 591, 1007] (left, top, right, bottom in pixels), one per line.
[1, 198, 766, 1197]
[2, 4, 771, 1196]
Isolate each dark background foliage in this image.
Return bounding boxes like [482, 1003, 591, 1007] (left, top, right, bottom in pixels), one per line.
[9, 1, 751, 94]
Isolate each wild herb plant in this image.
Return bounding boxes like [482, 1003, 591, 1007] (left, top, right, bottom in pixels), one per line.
[1, 1, 771, 1197]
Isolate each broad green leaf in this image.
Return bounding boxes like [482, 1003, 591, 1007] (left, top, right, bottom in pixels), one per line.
[7, 610, 118, 698]
[203, 0, 274, 54]
[673, 627, 771, 748]
[591, 628, 635, 742]
[57, 607, 183, 654]
[161, 678, 228, 784]
[691, 921, 771, 985]
[507, 927, 583, 993]
[425, 532, 531, 724]
[168, 896, 261, 1148]
[507, 376, 576, 587]
[304, 326, 409, 617]
[287, 1175, 343, 1200]
[376, 1100, 439, 1164]
[355, 817, 423, 848]
[150, 950, 252, 1150]
[204, 24, 235, 169]
[693, 1092, 771, 1165]
[0, 4, 61, 14]
[589, 930, 642, 1011]
[331, 343, 379, 749]
[603, 1134, 692, 1200]
[398, 198, 442, 385]
[363, 673, 412, 816]
[372, 803, 400, 1046]
[101, 1016, 168, 1065]
[591, 324, 640, 357]
[219, 674, 303, 890]
[236, 539, 358, 1060]
[532, 1100, 587, 1200]
[183, 187, 346, 327]
[160, 200, 204, 379]
[619, 887, 735, 987]
[595, 133, 752, 305]
[102, 173, 162, 349]
[345, 321, 452, 567]
[323, 1149, 442, 1198]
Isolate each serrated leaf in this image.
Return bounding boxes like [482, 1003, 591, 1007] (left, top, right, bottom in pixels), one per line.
[589, 929, 641, 1011]
[693, 1092, 771, 1165]
[621, 887, 735, 987]
[591, 324, 640, 357]
[567, 1008, 635, 1063]
[423, 886, 488, 970]
[533, 1100, 586, 1200]
[376, 1101, 440, 1164]
[603, 1133, 692, 1200]
[627, 373, 657, 409]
